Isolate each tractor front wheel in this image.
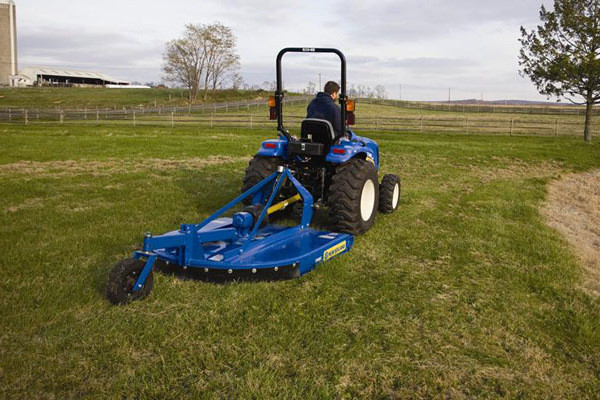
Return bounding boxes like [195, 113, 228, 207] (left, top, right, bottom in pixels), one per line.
[328, 158, 379, 235]
[106, 258, 154, 305]
[379, 174, 401, 213]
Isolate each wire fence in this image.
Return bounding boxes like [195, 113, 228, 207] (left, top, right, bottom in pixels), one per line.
[361, 98, 600, 116]
[0, 96, 597, 137]
[0, 96, 312, 125]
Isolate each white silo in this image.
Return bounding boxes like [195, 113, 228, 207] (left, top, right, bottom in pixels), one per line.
[0, 0, 17, 86]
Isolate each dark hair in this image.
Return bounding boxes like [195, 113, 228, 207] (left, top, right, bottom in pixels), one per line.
[324, 81, 340, 95]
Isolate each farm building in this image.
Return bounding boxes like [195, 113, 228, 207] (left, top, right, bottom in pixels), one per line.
[11, 66, 130, 87]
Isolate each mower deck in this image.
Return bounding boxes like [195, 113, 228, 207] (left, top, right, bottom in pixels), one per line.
[136, 220, 352, 276]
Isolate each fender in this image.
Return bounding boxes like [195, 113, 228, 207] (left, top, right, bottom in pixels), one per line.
[326, 134, 379, 169]
[256, 139, 288, 159]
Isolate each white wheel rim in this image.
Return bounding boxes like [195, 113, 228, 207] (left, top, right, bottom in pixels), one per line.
[360, 179, 376, 221]
[392, 183, 399, 209]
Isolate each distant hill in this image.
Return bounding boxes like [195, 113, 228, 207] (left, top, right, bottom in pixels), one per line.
[434, 98, 573, 107]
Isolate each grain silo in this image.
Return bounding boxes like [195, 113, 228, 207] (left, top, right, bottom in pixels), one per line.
[0, 0, 17, 86]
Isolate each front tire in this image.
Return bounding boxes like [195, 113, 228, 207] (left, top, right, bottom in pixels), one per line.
[106, 258, 154, 305]
[379, 174, 401, 213]
[328, 158, 379, 235]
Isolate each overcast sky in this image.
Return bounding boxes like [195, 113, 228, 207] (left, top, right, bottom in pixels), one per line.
[16, 0, 554, 101]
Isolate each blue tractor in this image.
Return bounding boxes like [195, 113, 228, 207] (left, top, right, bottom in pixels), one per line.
[242, 47, 401, 235]
[104, 48, 401, 305]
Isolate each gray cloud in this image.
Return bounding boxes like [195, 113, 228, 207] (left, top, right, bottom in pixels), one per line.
[337, 0, 551, 43]
[18, 27, 163, 81]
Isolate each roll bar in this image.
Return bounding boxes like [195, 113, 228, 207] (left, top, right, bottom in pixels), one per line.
[275, 48, 347, 142]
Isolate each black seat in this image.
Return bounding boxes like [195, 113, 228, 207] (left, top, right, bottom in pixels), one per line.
[300, 118, 336, 152]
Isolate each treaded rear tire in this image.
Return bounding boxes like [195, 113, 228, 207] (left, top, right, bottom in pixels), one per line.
[241, 156, 282, 205]
[379, 174, 401, 213]
[106, 258, 154, 305]
[328, 158, 379, 235]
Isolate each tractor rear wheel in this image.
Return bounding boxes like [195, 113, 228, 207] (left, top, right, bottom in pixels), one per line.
[241, 156, 282, 205]
[106, 258, 154, 305]
[379, 174, 401, 213]
[328, 158, 379, 235]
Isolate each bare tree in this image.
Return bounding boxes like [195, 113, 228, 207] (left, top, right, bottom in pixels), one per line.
[162, 24, 205, 101]
[202, 23, 240, 99]
[305, 81, 316, 94]
[231, 72, 244, 90]
[374, 85, 388, 99]
[162, 22, 240, 101]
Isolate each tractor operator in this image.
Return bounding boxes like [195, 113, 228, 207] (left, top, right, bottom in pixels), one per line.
[306, 81, 342, 137]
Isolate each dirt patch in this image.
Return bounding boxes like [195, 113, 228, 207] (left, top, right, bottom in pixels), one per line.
[0, 155, 249, 178]
[5, 197, 45, 213]
[542, 169, 600, 297]
[477, 159, 562, 183]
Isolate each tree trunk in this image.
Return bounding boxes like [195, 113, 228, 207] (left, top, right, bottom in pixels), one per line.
[584, 99, 593, 143]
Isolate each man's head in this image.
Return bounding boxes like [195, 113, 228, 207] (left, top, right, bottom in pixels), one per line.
[324, 81, 340, 100]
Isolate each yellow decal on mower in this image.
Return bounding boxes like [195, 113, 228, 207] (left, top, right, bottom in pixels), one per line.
[323, 241, 347, 261]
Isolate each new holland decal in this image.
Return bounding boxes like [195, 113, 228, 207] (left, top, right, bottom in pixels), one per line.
[323, 241, 347, 261]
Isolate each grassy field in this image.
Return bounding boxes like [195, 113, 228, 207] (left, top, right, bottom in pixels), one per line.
[0, 88, 274, 109]
[1, 124, 600, 398]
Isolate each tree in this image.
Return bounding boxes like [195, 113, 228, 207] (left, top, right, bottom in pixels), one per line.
[374, 85, 388, 99]
[231, 72, 244, 90]
[162, 22, 240, 101]
[305, 81, 316, 94]
[519, 0, 600, 143]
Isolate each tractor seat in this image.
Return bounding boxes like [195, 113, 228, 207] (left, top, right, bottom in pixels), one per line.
[288, 119, 336, 157]
[300, 118, 336, 148]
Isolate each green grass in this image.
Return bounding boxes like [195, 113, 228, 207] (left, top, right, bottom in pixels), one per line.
[0, 88, 278, 109]
[0, 124, 600, 398]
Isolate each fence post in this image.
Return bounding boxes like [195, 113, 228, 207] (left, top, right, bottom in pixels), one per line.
[96, 109, 99, 126]
[510, 119, 514, 136]
[84, 108, 87, 120]
[24, 110, 28, 125]
[8, 108, 11, 121]
[376, 116, 379, 131]
[419, 116, 423, 132]
[133, 111, 136, 127]
[250, 115, 253, 129]
[171, 111, 174, 127]
[555, 118, 558, 137]
[60, 109, 64, 125]
[188, 103, 191, 116]
[464, 117, 468, 134]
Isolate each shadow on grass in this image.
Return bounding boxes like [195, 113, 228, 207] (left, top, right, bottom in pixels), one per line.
[155, 261, 300, 284]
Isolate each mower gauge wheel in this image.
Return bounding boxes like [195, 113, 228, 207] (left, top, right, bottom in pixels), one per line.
[106, 258, 154, 305]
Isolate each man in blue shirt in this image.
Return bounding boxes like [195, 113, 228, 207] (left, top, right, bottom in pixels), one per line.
[306, 81, 342, 137]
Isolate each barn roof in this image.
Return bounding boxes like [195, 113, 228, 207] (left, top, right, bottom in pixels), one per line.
[18, 66, 130, 85]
